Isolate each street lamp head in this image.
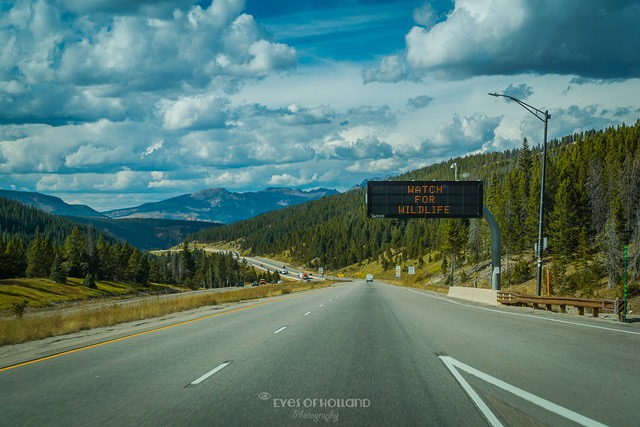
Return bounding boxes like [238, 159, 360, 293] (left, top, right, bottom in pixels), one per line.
[488, 92, 500, 97]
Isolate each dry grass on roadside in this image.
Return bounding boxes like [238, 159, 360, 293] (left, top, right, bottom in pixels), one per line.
[0, 282, 328, 346]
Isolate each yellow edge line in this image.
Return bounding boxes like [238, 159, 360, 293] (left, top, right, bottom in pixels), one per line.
[0, 293, 301, 373]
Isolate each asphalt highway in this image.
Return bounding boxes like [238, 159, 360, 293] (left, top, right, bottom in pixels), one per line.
[1, 281, 638, 426]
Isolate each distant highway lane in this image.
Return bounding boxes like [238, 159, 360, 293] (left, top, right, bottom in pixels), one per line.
[1, 281, 638, 426]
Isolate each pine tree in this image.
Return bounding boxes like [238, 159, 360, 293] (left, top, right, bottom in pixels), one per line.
[83, 273, 97, 289]
[113, 241, 133, 281]
[586, 157, 608, 233]
[49, 252, 67, 284]
[64, 227, 87, 278]
[125, 248, 138, 282]
[26, 234, 54, 278]
[95, 235, 111, 280]
[548, 178, 580, 258]
[3, 235, 26, 278]
[179, 242, 195, 285]
[601, 215, 622, 289]
[518, 137, 533, 194]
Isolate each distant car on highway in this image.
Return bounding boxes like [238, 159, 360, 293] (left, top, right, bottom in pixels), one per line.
[236, 281, 244, 287]
[280, 269, 288, 274]
[252, 281, 259, 286]
[259, 279, 266, 285]
[366, 274, 374, 282]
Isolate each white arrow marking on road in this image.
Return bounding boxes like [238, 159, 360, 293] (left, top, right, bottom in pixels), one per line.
[439, 356, 607, 427]
[440, 357, 503, 427]
[191, 362, 230, 385]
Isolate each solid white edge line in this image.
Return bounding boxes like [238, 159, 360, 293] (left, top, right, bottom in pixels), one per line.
[406, 289, 640, 336]
[273, 326, 287, 334]
[439, 356, 607, 427]
[439, 356, 504, 427]
[191, 362, 230, 385]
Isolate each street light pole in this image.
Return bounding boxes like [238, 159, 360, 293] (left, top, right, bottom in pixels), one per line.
[450, 162, 457, 180]
[489, 92, 551, 296]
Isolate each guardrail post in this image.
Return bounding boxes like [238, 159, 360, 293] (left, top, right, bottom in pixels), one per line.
[483, 206, 501, 290]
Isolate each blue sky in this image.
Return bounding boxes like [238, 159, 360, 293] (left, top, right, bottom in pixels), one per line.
[1, 0, 639, 211]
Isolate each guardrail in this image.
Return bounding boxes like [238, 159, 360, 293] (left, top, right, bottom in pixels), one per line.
[497, 292, 624, 321]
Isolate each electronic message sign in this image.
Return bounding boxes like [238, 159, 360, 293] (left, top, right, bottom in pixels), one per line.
[367, 180, 483, 219]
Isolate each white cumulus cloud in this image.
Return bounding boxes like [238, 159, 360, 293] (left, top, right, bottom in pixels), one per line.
[363, 0, 640, 81]
[158, 94, 230, 131]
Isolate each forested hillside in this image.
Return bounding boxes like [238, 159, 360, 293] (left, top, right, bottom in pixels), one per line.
[0, 198, 263, 289]
[193, 121, 640, 295]
[69, 216, 216, 251]
[0, 189, 216, 250]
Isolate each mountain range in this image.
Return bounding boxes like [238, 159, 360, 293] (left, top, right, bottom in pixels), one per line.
[0, 187, 339, 249]
[0, 187, 339, 224]
[102, 187, 339, 223]
[0, 189, 105, 218]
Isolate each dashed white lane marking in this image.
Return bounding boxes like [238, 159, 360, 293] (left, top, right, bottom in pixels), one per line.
[439, 356, 607, 427]
[273, 326, 287, 334]
[191, 362, 230, 385]
[319, 304, 324, 307]
[304, 312, 311, 316]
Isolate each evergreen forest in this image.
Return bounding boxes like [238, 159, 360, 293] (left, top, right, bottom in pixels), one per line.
[0, 198, 272, 289]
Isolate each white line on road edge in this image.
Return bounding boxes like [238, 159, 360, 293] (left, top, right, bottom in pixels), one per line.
[406, 289, 640, 336]
[439, 356, 607, 427]
[304, 312, 311, 316]
[273, 326, 287, 334]
[191, 362, 230, 385]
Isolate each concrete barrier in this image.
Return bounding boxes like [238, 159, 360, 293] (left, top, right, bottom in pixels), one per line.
[447, 287, 500, 306]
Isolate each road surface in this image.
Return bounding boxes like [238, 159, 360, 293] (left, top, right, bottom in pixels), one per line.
[1, 281, 638, 426]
